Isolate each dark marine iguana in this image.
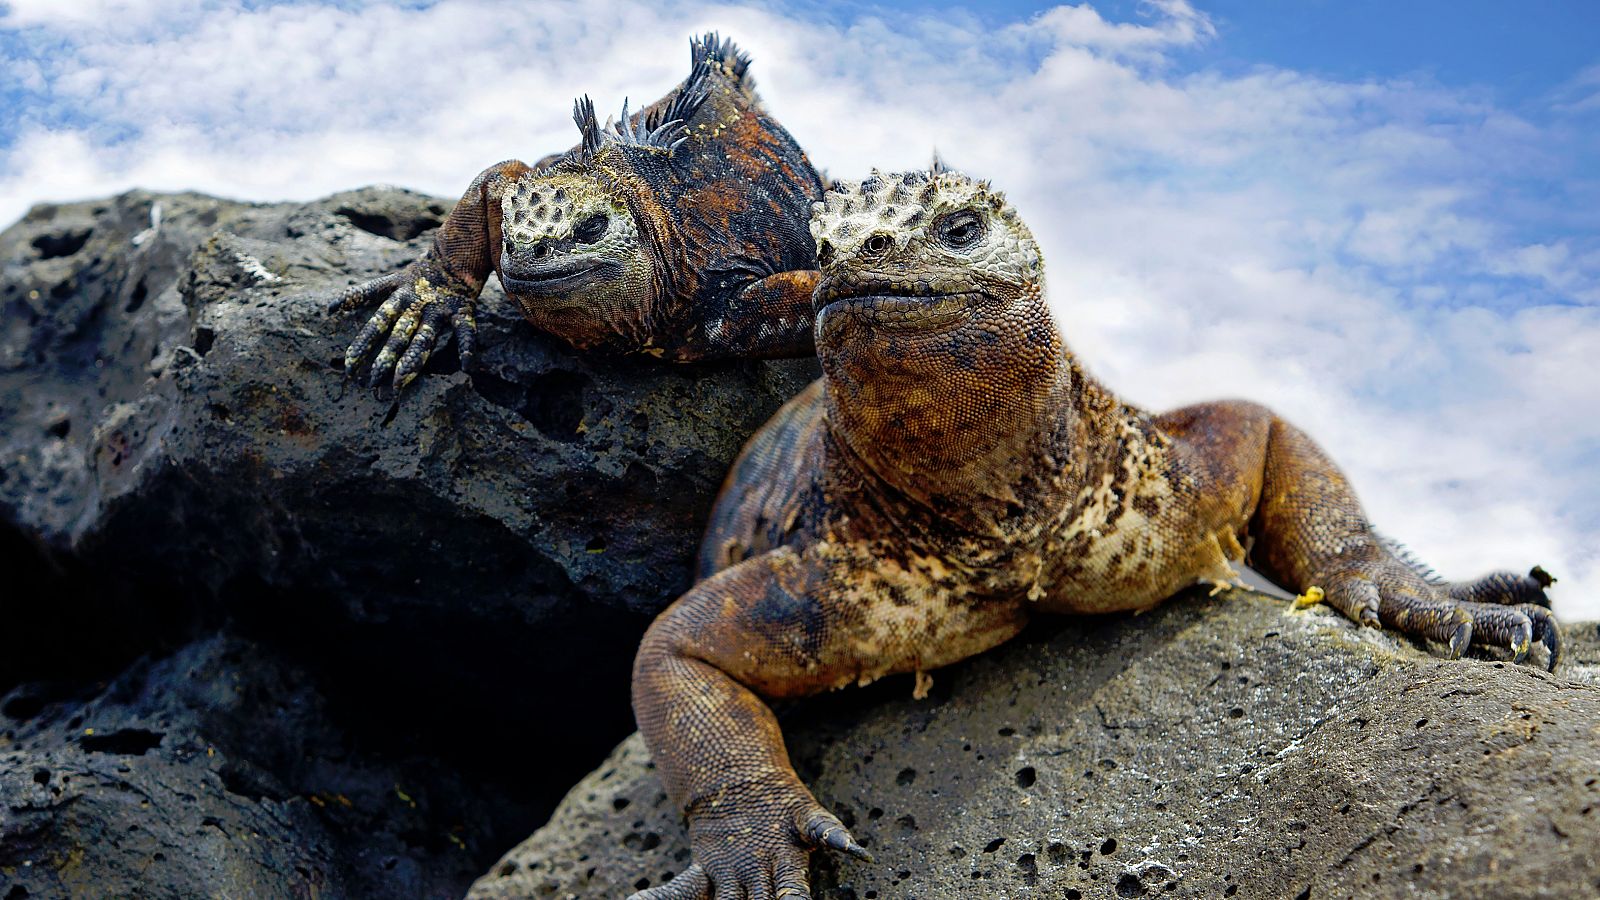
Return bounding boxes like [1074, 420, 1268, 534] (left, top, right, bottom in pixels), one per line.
[628, 168, 1561, 900]
[331, 34, 824, 390]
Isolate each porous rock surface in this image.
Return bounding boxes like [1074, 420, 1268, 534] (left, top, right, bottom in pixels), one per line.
[1, 635, 524, 899]
[472, 590, 1600, 899]
[0, 190, 816, 895]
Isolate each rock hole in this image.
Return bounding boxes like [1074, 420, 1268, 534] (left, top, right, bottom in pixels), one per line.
[586, 536, 607, 554]
[193, 326, 216, 357]
[1015, 766, 1037, 788]
[622, 831, 661, 851]
[1101, 837, 1118, 855]
[896, 767, 917, 786]
[1018, 852, 1038, 886]
[1415, 718, 1428, 728]
[125, 277, 148, 313]
[1293, 889, 1311, 900]
[1225, 886, 1238, 897]
[633, 878, 650, 891]
[79, 728, 164, 755]
[4, 695, 45, 720]
[1228, 707, 1244, 719]
[982, 838, 1005, 853]
[1066, 891, 1082, 900]
[867, 807, 883, 820]
[896, 814, 917, 833]
[334, 207, 443, 242]
[32, 768, 49, 785]
[612, 796, 630, 811]
[475, 369, 590, 441]
[1116, 872, 1148, 897]
[32, 228, 91, 259]
[46, 418, 70, 439]
[998, 726, 1016, 736]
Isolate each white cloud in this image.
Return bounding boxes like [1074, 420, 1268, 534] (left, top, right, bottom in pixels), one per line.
[3, 0, 1597, 619]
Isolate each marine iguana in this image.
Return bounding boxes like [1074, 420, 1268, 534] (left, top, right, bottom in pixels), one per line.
[628, 168, 1560, 899]
[332, 34, 823, 390]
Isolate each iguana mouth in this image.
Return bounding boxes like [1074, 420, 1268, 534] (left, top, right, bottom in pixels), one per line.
[502, 259, 621, 295]
[815, 281, 981, 331]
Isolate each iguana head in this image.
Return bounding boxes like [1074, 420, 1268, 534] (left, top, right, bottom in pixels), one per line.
[498, 95, 698, 351]
[808, 167, 1066, 475]
[499, 166, 657, 348]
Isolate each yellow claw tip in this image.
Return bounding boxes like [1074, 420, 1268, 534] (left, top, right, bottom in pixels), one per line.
[1294, 586, 1326, 609]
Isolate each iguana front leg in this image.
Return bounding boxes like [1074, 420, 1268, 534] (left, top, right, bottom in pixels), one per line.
[1162, 401, 1560, 668]
[332, 159, 533, 389]
[631, 544, 1027, 899]
[712, 270, 820, 359]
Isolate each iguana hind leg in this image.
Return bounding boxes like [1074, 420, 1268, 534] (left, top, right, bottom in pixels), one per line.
[1163, 400, 1561, 670]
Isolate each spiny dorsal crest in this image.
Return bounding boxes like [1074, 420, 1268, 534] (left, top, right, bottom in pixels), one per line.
[572, 92, 698, 161]
[690, 32, 753, 86]
[573, 95, 603, 159]
[809, 167, 1019, 257]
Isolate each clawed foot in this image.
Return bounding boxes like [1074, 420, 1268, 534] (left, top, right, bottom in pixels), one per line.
[329, 264, 478, 391]
[628, 802, 869, 900]
[1312, 564, 1560, 670]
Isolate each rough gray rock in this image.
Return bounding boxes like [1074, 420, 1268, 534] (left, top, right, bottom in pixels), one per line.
[0, 634, 533, 899]
[0, 189, 816, 894]
[0, 186, 815, 633]
[471, 590, 1600, 899]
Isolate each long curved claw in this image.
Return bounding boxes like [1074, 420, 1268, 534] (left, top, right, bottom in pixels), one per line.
[327, 270, 407, 314]
[800, 809, 872, 862]
[392, 302, 450, 391]
[1524, 604, 1561, 671]
[627, 863, 710, 900]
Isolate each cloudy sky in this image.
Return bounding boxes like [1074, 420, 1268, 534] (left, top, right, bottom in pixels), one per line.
[3, 0, 1597, 619]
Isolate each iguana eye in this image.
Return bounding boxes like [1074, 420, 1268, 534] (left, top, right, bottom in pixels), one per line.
[574, 213, 609, 244]
[864, 233, 892, 255]
[936, 210, 984, 250]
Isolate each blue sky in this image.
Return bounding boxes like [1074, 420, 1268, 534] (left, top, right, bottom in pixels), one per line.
[2, 0, 1597, 616]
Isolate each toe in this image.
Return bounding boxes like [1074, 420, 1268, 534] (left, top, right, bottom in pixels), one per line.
[1324, 578, 1381, 628]
[772, 860, 810, 900]
[797, 808, 871, 862]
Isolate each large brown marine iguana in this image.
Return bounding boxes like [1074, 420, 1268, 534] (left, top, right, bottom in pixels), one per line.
[331, 34, 823, 390]
[628, 169, 1560, 899]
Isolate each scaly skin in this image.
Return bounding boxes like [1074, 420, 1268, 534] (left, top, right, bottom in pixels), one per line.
[331, 34, 824, 390]
[631, 168, 1560, 900]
